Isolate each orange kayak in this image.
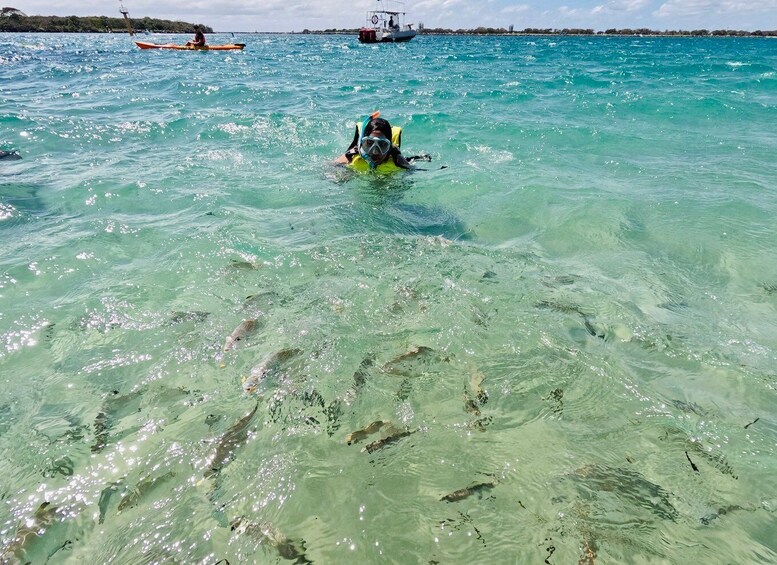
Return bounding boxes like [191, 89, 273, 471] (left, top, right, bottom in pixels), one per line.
[135, 41, 246, 51]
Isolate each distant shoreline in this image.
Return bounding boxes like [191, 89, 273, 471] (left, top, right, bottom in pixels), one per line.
[285, 29, 777, 38]
[0, 13, 210, 34]
[1, 20, 776, 38]
[3, 30, 776, 38]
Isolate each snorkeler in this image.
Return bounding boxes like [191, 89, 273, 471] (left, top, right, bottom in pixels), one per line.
[335, 112, 412, 172]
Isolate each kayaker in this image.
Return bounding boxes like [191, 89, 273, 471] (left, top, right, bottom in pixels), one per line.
[335, 113, 412, 172]
[186, 25, 206, 47]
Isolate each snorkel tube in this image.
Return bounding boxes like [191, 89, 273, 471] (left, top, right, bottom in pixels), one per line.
[358, 111, 382, 169]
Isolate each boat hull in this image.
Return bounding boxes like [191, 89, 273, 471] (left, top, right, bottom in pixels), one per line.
[135, 41, 246, 51]
[358, 28, 417, 43]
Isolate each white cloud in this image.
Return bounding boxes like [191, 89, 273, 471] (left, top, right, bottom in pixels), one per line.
[502, 4, 531, 15]
[414, 0, 471, 13]
[656, 0, 777, 17]
[592, 0, 651, 17]
[655, 0, 716, 17]
[614, 0, 652, 9]
[414, 0, 510, 29]
[558, 5, 581, 17]
[20, 0, 372, 18]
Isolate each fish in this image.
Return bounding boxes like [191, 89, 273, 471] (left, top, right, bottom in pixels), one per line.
[98, 481, 122, 524]
[544, 387, 564, 415]
[230, 259, 261, 270]
[463, 394, 491, 432]
[1, 502, 59, 562]
[92, 410, 110, 453]
[363, 427, 414, 454]
[668, 399, 708, 417]
[660, 426, 739, 479]
[242, 348, 302, 394]
[570, 464, 678, 522]
[469, 367, 487, 404]
[381, 346, 449, 376]
[581, 315, 606, 340]
[262, 386, 344, 434]
[230, 516, 311, 564]
[223, 319, 260, 352]
[345, 420, 389, 445]
[760, 282, 777, 295]
[0, 149, 21, 160]
[342, 355, 375, 405]
[699, 504, 745, 526]
[535, 300, 587, 316]
[117, 471, 176, 512]
[685, 451, 700, 473]
[321, 397, 343, 437]
[166, 310, 210, 325]
[534, 301, 606, 339]
[744, 417, 759, 429]
[463, 368, 490, 431]
[351, 355, 374, 393]
[243, 290, 281, 311]
[204, 402, 259, 478]
[463, 396, 481, 417]
[91, 389, 143, 453]
[441, 480, 497, 502]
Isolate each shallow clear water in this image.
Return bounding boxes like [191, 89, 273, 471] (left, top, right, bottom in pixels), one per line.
[1, 32, 777, 563]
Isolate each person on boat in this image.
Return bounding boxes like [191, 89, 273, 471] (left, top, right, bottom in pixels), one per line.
[335, 112, 412, 172]
[186, 25, 206, 47]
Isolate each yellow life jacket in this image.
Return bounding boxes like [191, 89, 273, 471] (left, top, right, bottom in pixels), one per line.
[349, 153, 404, 173]
[348, 125, 404, 173]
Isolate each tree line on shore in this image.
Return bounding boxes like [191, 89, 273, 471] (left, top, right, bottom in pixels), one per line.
[306, 27, 777, 37]
[430, 27, 777, 36]
[0, 13, 211, 34]
[1, 13, 774, 37]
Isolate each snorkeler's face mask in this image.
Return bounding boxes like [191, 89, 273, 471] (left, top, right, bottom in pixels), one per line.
[361, 135, 391, 156]
[358, 111, 391, 168]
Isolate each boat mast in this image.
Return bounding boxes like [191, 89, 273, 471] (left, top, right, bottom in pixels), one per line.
[119, 2, 134, 36]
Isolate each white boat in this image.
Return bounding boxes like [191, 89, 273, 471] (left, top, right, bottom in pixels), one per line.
[358, 0, 417, 43]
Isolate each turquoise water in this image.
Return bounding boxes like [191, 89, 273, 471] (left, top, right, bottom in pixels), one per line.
[2, 31, 777, 563]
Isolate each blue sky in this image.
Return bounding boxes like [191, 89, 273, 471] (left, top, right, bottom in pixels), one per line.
[14, 0, 777, 32]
